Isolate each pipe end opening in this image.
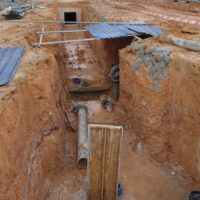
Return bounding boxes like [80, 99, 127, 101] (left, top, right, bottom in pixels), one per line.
[77, 158, 87, 169]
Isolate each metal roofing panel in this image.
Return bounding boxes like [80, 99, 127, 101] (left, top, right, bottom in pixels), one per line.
[0, 46, 25, 86]
[85, 23, 164, 39]
[86, 23, 134, 39]
[125, 24, 164, 36]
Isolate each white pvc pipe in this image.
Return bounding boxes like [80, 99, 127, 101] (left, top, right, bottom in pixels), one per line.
[167, 35, 200, 51]
[37, 30, 88, 34]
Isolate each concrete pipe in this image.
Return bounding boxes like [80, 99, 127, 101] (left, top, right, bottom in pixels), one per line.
[73, 103, 88, 169]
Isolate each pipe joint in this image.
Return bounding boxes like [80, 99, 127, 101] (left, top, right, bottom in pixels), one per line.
[111, 71, 119, 83]
[72, 102, 88, 113]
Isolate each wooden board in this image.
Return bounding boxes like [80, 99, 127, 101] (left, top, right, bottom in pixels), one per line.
[88, 124, 123, 200]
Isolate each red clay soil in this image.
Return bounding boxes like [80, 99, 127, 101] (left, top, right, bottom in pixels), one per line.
[0, 0, 199, 200]
[119, 40, 200, 189]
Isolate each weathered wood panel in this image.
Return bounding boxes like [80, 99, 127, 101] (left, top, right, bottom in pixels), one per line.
[88, 124, 123, 200]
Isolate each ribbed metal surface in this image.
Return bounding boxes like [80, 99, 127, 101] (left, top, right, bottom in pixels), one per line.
[0, 46, 25, 86]
[85, 23, 164, 39]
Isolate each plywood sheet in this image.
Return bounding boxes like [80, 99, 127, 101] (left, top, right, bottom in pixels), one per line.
[88, 124, 123, 200]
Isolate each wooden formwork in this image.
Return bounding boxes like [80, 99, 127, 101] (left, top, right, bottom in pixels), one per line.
[88, 124, 123, 200]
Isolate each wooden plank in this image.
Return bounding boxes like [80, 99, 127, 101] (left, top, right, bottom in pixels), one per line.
[88, 124, 123, 200]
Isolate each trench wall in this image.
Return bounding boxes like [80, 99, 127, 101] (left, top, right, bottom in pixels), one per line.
[0, 6, 68, 198]
[0, 51, 65, 200]
[119, 40, 200, 183]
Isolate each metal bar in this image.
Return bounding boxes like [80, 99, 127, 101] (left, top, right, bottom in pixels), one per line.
[36, 29, 88, 34]
[33, 38, 96, 46]
[31, 3, 35, 11]
[134, 35, 142, 40]
[112, 0, 115, 21]
[38, 25, 45, 48]
[8, 20, 153, 25]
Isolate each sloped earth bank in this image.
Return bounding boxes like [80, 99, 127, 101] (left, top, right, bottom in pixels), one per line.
[0, 12, 66, 200]
[0, 0, 199, 200]
[0, 51, 65, 200]
[119, 40, 200, 189]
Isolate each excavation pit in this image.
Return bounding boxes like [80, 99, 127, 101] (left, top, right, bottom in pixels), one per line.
[77, 157, 87, 169]
[0, 1, 200, 200]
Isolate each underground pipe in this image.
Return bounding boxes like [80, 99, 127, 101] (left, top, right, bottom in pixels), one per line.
[109, 65, 120, 101]
[72, 103, 88, 169]
[113, 79, 119, 101]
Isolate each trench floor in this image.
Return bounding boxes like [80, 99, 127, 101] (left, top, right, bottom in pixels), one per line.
[47, 25, 188, 200]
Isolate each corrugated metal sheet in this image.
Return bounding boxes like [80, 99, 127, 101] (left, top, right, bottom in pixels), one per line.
[0, 46, 25, 86]
[85, 22, 164, 39]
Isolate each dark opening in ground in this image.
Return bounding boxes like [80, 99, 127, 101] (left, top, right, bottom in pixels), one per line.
[64, 12, 77, 24]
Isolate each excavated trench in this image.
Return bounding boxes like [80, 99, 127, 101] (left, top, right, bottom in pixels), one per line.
[42, 6, 197, 200]
[0, 2, 200, 200]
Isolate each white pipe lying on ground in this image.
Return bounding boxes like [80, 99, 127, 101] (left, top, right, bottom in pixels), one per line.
[166, 35, 200, 51]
